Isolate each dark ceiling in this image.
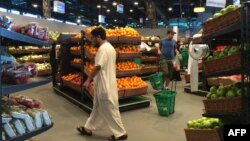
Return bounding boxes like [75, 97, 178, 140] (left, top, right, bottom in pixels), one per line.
[0, 0, 208, 26]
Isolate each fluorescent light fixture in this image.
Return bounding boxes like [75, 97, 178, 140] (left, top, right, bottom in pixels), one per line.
[32, 4, 38, 8]
[65, 21, 77, 25]
[113, 2, 117, 6]
[47, 18, 55, 21]
[168, 7, 173, 11]
[23, 13, 38, 18]
[194, 7, 205, 13]
[104, 0, 108, 2]
[54, 19, 63, 23]
[97, 5, 101, 8]
[11, 9, 20, 15]
[107, 9, 110, 12]
[0, 7, 7, 12]
[134, 1, 139, 5]
[129, 9, 133, 12]
[77, 19, 81, 23]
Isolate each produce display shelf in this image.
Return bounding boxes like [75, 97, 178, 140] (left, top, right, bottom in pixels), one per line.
[9, 49, 51, 55]
[141, 48, 158, 54]
[205, 68, 242, 78]
[70, 62, 82, 70]
[8, 123, 53, 141]
[37, 69, 52, 76]
[202, 23, 240, 40]
[141, 40, 160, 44]
[1, 77, 52, 96]
[202, 112, 241, 119]
[0, 27, 50, 46]
[18, 57, 50, 63]
[141, 57, 159, 63]
[54, 85, 150, 113]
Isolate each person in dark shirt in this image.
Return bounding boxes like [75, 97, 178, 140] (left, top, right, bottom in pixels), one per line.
[159, 29, 179, 89]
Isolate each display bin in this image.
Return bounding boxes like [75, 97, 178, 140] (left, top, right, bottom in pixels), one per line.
[84, 48, 95, 60]
[154, 90, 176, 116]
[124, 86, 148, 98]
[18, 57, 50, 63]
[203, 96, 242, 114]
[70, 50, 81, 56]
[204, 53, 241, 75]
[203, 8, 240, 35]
[107, 36, 119, 43]
[118, 52, 142, 60]
[62, 80, 82, 93]
[37, 69, 52, 76]
[184, 128, 223, 141]
[149, 72, 164, 90]
[118, 36, 141, 44]
[117, 69, 141, 77]
[141, 66, 159, 75]
[70, 61, 82, 69]
[89, 85, 125, 99]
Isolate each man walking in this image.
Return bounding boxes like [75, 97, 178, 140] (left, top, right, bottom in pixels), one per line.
[77, 27, 127, 141]
[159, 29, 179, 89]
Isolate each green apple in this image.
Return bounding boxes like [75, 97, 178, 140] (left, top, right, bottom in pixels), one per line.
[213, 12, 222, 18]
[226, 89, 236, 98]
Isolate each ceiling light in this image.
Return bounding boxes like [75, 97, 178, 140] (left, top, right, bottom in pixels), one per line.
[146, 18, 149, 21]
[32, 4, 38, 8]
[182, 12, 185, 15]
[129, 9, 133, 12]
[77, 19, 81, 23]
[107, 9, 110, 12]
[114, 19, 117, 22]
[194, 7, 205, 13]
[104, 0, 109, 2]
[113, 2, 117, 6]
[168, 7, 173, 11]
[134, 1, 139, 5]
[97, 5, 101, 8]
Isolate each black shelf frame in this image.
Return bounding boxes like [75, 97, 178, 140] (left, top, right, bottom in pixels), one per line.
[0, 27, 50, 46]
[201, 2, 250, 124]
[0, 27, 52, 141]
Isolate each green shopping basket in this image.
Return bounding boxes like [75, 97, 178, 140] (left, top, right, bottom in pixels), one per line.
[154, 81, 177, 116]
[149, 72, 164, 90]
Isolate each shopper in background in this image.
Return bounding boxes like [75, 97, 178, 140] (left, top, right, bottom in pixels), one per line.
[158, 29, 179, 89]
[77, 27, 127, 141]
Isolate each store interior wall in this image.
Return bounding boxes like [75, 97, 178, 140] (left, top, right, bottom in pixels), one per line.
[0, 11, 83, 33]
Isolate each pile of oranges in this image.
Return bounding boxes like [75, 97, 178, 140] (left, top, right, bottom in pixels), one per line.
[85, 26, 139, 37]
[72, 58, 81, 63]
[117, 76, 147, 89]
[85, 44, 97, 55]
[62, 73, 80, 81]
[115, 45, 139, 53]
[116, 61, 141, 71]
[85, 62, 94, 73]
[70, 46, 81, 51]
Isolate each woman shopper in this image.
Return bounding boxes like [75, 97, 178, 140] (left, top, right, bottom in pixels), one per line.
[77, 27, 127, 141]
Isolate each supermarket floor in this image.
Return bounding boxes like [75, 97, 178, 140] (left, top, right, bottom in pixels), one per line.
[14, 78, 205, 141]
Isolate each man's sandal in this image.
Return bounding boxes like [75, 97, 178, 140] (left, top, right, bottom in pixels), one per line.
[76, 126, 92, 136]
[108, 134, 128, 141]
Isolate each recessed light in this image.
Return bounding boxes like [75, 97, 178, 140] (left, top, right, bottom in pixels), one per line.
[107, 9, 110, 12]
[134, 2, 139, 6]
[113, 2, 117, 6]
[77, 19, 81, 23]
[182, 12, 185, 15]
[129, 9, 133, 12]
[168, 7, 173, 11]
[97, 5, 101, 8]
[114, 19, 117, 22]
[104, 0, 108, 2]
[146, 18, 149, 21]
[32, 4, 38, 8]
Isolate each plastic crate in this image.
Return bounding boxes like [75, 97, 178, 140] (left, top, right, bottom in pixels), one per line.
[149, 72, 164, 90]
[154, 90, 176, 116]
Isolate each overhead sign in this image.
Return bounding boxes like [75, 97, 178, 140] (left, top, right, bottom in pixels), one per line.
[98, 15, 105, 23]
[53, 1, 65, 14]
[206, 0, 226, 8]
[117, 4, 124, 14]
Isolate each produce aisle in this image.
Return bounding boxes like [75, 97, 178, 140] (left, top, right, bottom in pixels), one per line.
[14, 80, 204, 141]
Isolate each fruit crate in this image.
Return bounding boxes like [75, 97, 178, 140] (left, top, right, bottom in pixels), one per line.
[62, 80, 82, 93]
[184, 128, 223, 141]
[107, 36, 119, 43]
[141, 66, 160, 75]
[124, 86, 148, 98]
[141, 56, 160, 63]
[116, 69, 141, 77]
[118, 36, 141, 44]
[84, 48, 95, 60]
[204, 53, 241, 75]
[70, 61, 82, 69]
[203, 8, 240, 35]
[37, 69, 52, 76]
[70, 50, 81, 56]
[89, 85, 125, 99]
[154, 90, 176, 116]
[207, 78, 220, 86]
[203, 96, 242, 114]
[118, 52, 142, 60]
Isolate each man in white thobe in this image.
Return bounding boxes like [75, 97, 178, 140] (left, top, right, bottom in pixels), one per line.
[77, 27, 127, 141]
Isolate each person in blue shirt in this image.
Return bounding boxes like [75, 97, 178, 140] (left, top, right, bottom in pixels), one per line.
[159, 29, 179, 89]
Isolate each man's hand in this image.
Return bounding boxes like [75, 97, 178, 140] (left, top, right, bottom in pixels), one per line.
[83, 80, 91, 90]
